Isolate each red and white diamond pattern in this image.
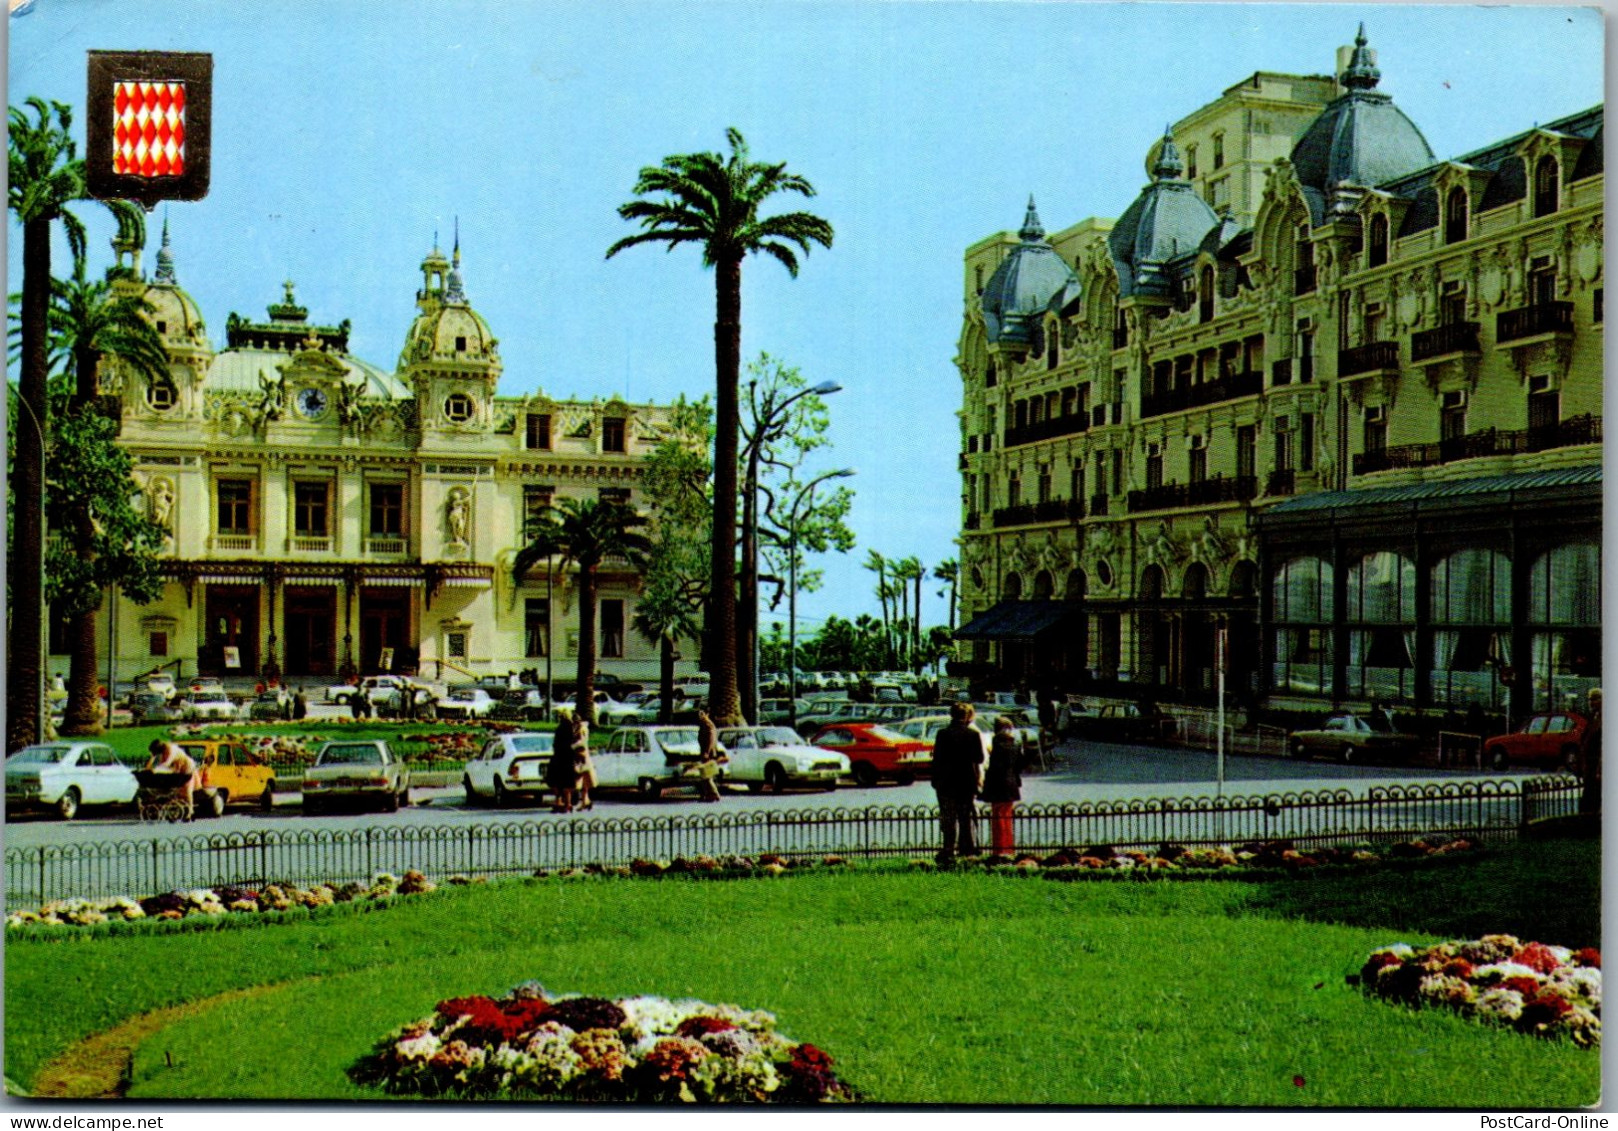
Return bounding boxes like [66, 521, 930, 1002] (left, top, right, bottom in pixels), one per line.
[112, 81, 186, 177]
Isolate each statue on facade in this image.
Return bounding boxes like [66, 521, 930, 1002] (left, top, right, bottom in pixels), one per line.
[446, 487, 471, 546]
[335, 378, 363, 427]
[1195, 514, 1228, 564]
[148, 478, 175, 538]
[256, 368, 283, 424]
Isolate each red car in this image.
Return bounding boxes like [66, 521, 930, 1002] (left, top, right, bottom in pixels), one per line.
[1482, 712, 1590, 771]
[810, 723, 932, 788]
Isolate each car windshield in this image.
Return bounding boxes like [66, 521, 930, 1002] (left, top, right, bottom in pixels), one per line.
[653, 729, 700, 754]
[507, 735, 553, 754]
[756, 727, 801, 746]
[450, 691, 478, 702]
[867, 725, 908, 743]
[9, 745, 69, 765]
[318, 744, 385, 766]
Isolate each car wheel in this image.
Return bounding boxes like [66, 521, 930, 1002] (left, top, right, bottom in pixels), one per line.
[492, 778, 508, 808]
[851, 762, 879, 788]
[56, 787, 80, 821]
[383, 789, 400, 813]
[895, 772, 916, 787]
[206, 790, 227, 819]
[398, 787, 411, 808]
[1489, 748, 1509, 772]
[334, 692, 350, 707]
[464, 776, 480, 805]
[1289, 740, 1306, 760]
[1339, 744, 1357, 765]
[1560, 745, 1579, 773]
[261, 782, 276, 811]
[765, 763, 789, 794]
[637, 777, 662, 800]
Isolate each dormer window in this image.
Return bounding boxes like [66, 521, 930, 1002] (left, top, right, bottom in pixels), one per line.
[525, 413, 552, 450]
[155, 320, 168, 335]
[1444, 187, 1468, 245]
[455, 335, 467, 352]
[1367, 213, 1389, 268]
[1185, 144, 1198, 179]
[146, 377, 176, 412]
[602, 416, 627, 453]
[1533, 156, 1560, 218]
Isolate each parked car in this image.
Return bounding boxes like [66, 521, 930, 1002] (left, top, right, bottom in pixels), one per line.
[302, 740, 412, 813]
[360, 676, 436, 716]
[718, 726, 850, 793]
[436, 687, 500, 720]
[178, 690, 241, 722]
[1288, 714, 1420, 764]
[174, 737, 278, 814]
[892, 713, 994, 751]
[185, 676, 226, 697]
[808, 722, 932, 788]
[248, 689, 294, 721]
[6, 741, 138, 820]
[463, 731, 557, 806]
[1482, 712, 1590, 771]
[593, 725, 712, 799]
[491, 687, 555, 722]
[757, 697, 814, 726]
[1066, 702, 1177, 745]
[324, 680, 364, 707]
[138, 671, 178, 701]
[127, 691, 183, 725]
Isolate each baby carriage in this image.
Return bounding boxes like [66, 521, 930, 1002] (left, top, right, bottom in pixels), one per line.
[135, 770, 193, 824]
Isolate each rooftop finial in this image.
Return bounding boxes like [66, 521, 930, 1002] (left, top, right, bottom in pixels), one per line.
[446, 218, 467, 303]
[1151, 128, 1184, 180]
[1342, 23, 1381, 90]
[1019, 195, 1045, 241]
[153, 210, 176, 284]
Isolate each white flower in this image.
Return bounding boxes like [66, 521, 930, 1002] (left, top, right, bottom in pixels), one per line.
[1472, 961, 1541, 984]
[396, 1031, 441, 1062]
[619, 995, 687, 1037]
[1475, 987, 1525, 1022]
[1548, 966, 1602, 1010]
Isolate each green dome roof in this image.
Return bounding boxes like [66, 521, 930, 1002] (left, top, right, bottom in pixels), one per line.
[1108, 131, 1221, 298]
[398, 240, 499, 369]
[980, 197, 1079, 346]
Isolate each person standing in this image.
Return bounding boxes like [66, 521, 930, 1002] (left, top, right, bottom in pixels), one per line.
[1580, 687, 1601, 816]
[573, 716, 596, 811]
[145, 738, 199, 821]
[981, 715, 1024, 855]
[930, 701, 985, 865]
[547, 713, 579, 813]
[695, 710, 725, 802]
[292, 686, 308, 721]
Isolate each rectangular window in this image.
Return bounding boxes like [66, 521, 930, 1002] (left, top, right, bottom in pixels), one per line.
[1145, 444, 1163, 490]
[1189, 442, 1207, 484]
[1037, 467, 1052, 504]
[1529, 257, 1557, 306]
[1363, 306, 1384, 345]
[1070, 464, 1084, 503]
[1212, 132, 1224, 170]
[1007, 474, 1021, 508]
[1595, 288, 1604, 324]
[523, 485, 554, 536]
[598, 486, 631, 506]
[1299, 413, 1315, 472]
[1440, 284, 1466, 327]
[602, 417, 627, 453]
[293, 481, 329, 537]
[1235, 425, 1256, 480]
[1273, 419, 1294, 472]
[1441, 401, 1467, 442]
[447, 632, 467, 659]
[526, 413, 553, 450]
[216, 479, 253, 534]
[601, 598, 625, 658]
[525, 597, 550, 657]
[1093, 453, 1106, 498]
[1297, 325, 1315, 383]
[149, 631, 169, 657]
[1364, 412, 1387, 455]
[369, 483, 404, 536]
[1185, 144, 1197, 179]
[1528, 390, 1560, 432]
[1111, 449, 1123, 495]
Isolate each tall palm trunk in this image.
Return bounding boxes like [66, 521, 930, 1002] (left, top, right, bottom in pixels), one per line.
[60, 345, 104, 735]
[576, 565, 599, 727]
[8, 215, 51, 752]
[709, 258, 743, 724]
[913, 571, 923, 673]
[658, 632, 677, 725]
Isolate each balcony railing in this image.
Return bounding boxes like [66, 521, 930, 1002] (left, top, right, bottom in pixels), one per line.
[1127, 475, 1257, 513]
[1338, 340, 1400, 377]
[289, 536, 333, 553]
[1003, 412, 1089, 448]
[365, 537, 409, 555]
[1294, 264, 1317, 295]
[991, 499, 1085, 528]
[1266, 468, 1296, 497]
[1497, 301, 1574, 344]
[1351, 415, 1603, 475]
[211, 534, 256, 554]
[1271, 358, 1292, 387]
[1410, 321, 1481, 362]
[1139, 369, 1261, 420]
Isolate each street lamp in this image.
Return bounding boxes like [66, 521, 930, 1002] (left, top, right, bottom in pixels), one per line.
[786, 468, 855, 728]
[743, 380, 843, 722]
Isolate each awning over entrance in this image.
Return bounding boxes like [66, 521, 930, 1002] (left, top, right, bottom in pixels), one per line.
[954, 600, 1081, 641]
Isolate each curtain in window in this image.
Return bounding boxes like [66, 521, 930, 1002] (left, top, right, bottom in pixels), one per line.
[1274, 557, 1333, 622]
[1431, 549, 1511, 623]
[1531, 543, 1601, 625]
[1348, 551, 1415, 622]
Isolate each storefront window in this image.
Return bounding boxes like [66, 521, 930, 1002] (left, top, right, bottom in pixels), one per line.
[1271, 556, 1333, 695]
[1528, 542, 1601, 710]
[1345, 551, 1416, 701]
[1429, 549, 1512, 709]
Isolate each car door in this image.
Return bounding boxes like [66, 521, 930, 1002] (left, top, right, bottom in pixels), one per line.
[592, 730, 629, 789]
[77, 746, 110, 804]
[472, 739, 502, 794]
[721, 730, 760, 781]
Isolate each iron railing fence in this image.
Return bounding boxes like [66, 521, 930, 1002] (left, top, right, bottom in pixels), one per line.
[5, 778, 1580, 910]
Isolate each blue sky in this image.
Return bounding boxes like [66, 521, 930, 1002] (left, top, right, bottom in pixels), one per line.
[7, 1, 1604, 633]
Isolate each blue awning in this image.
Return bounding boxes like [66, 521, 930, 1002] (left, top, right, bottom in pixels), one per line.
[954, 600, 1080, 641]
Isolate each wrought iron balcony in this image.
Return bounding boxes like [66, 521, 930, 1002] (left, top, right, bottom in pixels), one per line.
[1003, 412, 1089, 448]
[1139, 369, 1261, 420]
[1127, 475, 1257, 513]
[1410, 321, 1481, 362]
[1337, 340, 1400, 377]
[1351, 415, 1602, 475]
[1266, 468, 1296, 497]
[991, 499, 1084, 528]
[1496, 301, 1574, 344]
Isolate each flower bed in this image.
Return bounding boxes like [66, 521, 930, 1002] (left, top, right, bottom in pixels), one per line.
[1357, 936, 1601, 1048]
[349, 984, 858, 1102]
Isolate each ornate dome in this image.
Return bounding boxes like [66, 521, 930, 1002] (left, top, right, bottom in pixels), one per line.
[1290, 25, 1434, 219]
[1108, 131, 1221, 298]
[979, 197, 1080, 347]
[142, 218, 208, 349]
[398, 238, 499, 369]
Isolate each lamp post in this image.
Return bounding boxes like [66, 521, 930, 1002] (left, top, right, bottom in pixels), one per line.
[742, 379, 842, 723]
[786, 468, 856, 728]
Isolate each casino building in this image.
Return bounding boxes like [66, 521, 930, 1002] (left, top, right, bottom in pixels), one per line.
[65, 224, 688, 688]
[953, 28, 1602, 719]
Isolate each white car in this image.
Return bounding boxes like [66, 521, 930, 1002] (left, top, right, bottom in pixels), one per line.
[594, 725, 714, 799]
[360, 676, 436, 715]
[180, 690, 241, 721]
[6, 741, 138, 820]
[463, 731, 557, 806]
[324, 680, 363, 706]
[136, 671, 178, 701]
[436, 687, 499, 720]
[718, 726, 849, 793]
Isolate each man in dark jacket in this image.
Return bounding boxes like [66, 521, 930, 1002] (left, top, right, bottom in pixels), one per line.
[931, 701, 985, 865]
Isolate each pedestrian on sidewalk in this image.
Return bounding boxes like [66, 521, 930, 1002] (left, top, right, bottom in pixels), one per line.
[930, 701, 985, 865]
[981, 715, 1024, 855]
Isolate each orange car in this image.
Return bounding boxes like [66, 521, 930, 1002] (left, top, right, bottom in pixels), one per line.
[1482, 712, 1590, 772]
[809, 722, 932, 788]
[174, 738, 278, 815]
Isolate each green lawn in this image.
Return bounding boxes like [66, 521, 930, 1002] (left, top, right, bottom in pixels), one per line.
[5, 841, 1600, 1106]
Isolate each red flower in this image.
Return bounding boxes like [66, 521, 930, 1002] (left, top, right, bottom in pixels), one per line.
[675, 1016, 737, 1039]
[1520, 991, 1574, 1032]
[1502, 975, 1542, 998]
[793, 1043, 835, 1068]
[1442, 958, 1475, 980]
[1514, 943, 1561, 974]
[1573, 948, 1602, 969]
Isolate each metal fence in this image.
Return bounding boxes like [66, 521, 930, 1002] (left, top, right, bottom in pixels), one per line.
[4, 777, 1582, 909]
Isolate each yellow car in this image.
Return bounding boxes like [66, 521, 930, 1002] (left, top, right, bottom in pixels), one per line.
[174, 738, 278, 816]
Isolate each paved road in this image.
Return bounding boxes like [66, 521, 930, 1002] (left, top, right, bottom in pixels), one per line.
[3, 737, 1537, 851]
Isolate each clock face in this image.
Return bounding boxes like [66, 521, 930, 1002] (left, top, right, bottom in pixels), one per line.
[296, 387, 329, 419]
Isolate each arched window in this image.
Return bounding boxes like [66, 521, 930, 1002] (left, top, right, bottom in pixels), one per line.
[1271, 556, 1333, 696]
[1181, 562, 1207, 600]
[1065, 568, 1086, 602]
[1198, 265, 1215, 323]
[1444, 187, 1468, 245]
[1228, 560, 1257, 599]
[1347, 551, 1417, 701]
[1534, 156, 1560, 218]
[1139, 564, 1164, 601]
[1032, 570, 1054, 601]
[1367, 213, 1388, 268]
[1002, 572, 1023, 601]
[1430, 549, 1513, 710]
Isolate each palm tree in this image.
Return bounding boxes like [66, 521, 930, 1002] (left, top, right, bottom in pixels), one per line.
[512, 498, 652, 727]
[8, 97, 92, 752]
[892, 556, 925, 672]
[631, 584, 703, 725]
[934, 559, 960, 631]
[47, 243, 169, 735]
[608, 129, 833, 724]
[863, 549, 889, 664]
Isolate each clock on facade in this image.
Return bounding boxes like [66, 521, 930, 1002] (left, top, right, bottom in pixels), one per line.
[296, 386, 329, 419]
